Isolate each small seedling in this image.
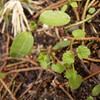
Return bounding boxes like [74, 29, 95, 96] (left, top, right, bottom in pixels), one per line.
[86, 7, 96, 23]
[37, 52, 51, 68]
[30, 21, 37, 31]
[9, 9, 91, 91]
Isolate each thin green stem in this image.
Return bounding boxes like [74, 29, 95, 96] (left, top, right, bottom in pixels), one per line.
[70, 38, 75, 53]
[86, 41, 94, 47]
[52, 53, 66, 70]
[65, 9, 100, 29]
[72, 63, 76, 78]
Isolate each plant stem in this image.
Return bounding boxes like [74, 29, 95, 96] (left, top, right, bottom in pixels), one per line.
[65, 9, 100, 29]
[81, 0, 90, 31]
[51, 53, 66, 70]
[70, 38, 75, 53]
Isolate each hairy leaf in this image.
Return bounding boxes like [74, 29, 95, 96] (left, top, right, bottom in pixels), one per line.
[51, 64, 64, 73]
[10, 32, 34, 58]
[92, 84, 100, 96]
[39, 10, 70, 26]
[62, 51, 74, 64]
[69, 74, 82, 89]
[77, 46, 90, 59]
[72, 29, 86, 38]
[52, 40, 70, 50]
[65, 69, 77, 79]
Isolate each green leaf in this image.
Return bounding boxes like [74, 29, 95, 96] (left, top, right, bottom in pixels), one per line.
[88, 7, 96, 14]
[70, 2, 78, 7]
[62, 51, 74, 64]
[61, 5, 68, 12]
[39, 10, 70, 26]
[92, 84, 100, 96]
[37, 52, 49, 62]
[52, 40, 70, 50]
[64, 63, 71, 68]
[30, 21, 37, 31]
[0, 73, 5, 79]
[37, 52, 45, 62]
[65, 69, 77, 79]
[40, 61, 48, 69]
[86, 96, 94, 100]
[51, 64, 64, 73]
[77, 46, 90, 59]
[10, 32, 34, 58]
[69, 74, 82, 89]
[72, 29, 86, 38]
[86, 14, 92, 23]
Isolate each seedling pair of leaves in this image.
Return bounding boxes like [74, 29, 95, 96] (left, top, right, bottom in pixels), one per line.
[86, 84, 100, 100]
[63, 29, 90, 62]
[62, 29, 90, 89]
[61, 0, 82, 12]
[86, 7, 96, 23]
[37, 52, 51, 69]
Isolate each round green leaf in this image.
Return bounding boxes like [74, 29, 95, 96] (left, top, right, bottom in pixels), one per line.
[72, 29, 86, 38]
[40, 61, 48, 69]
[69, 74, 82, 89]
[62, 51, 74, 64]
[70, 2, 78, 8]
[10, 32, 34, 58]
[86, 96, 93, 100]
[64, 63, 71, 68]
[39, 10, 70, 26]
[92, 84, 100, 96]
[88, 7, 96, 14]
[52, 40, 70, 50]
[51, 64, 64, 73]
[0, 73, 5, 79]
[77, 46, 90, 59]
[65, 69, 77, 79]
